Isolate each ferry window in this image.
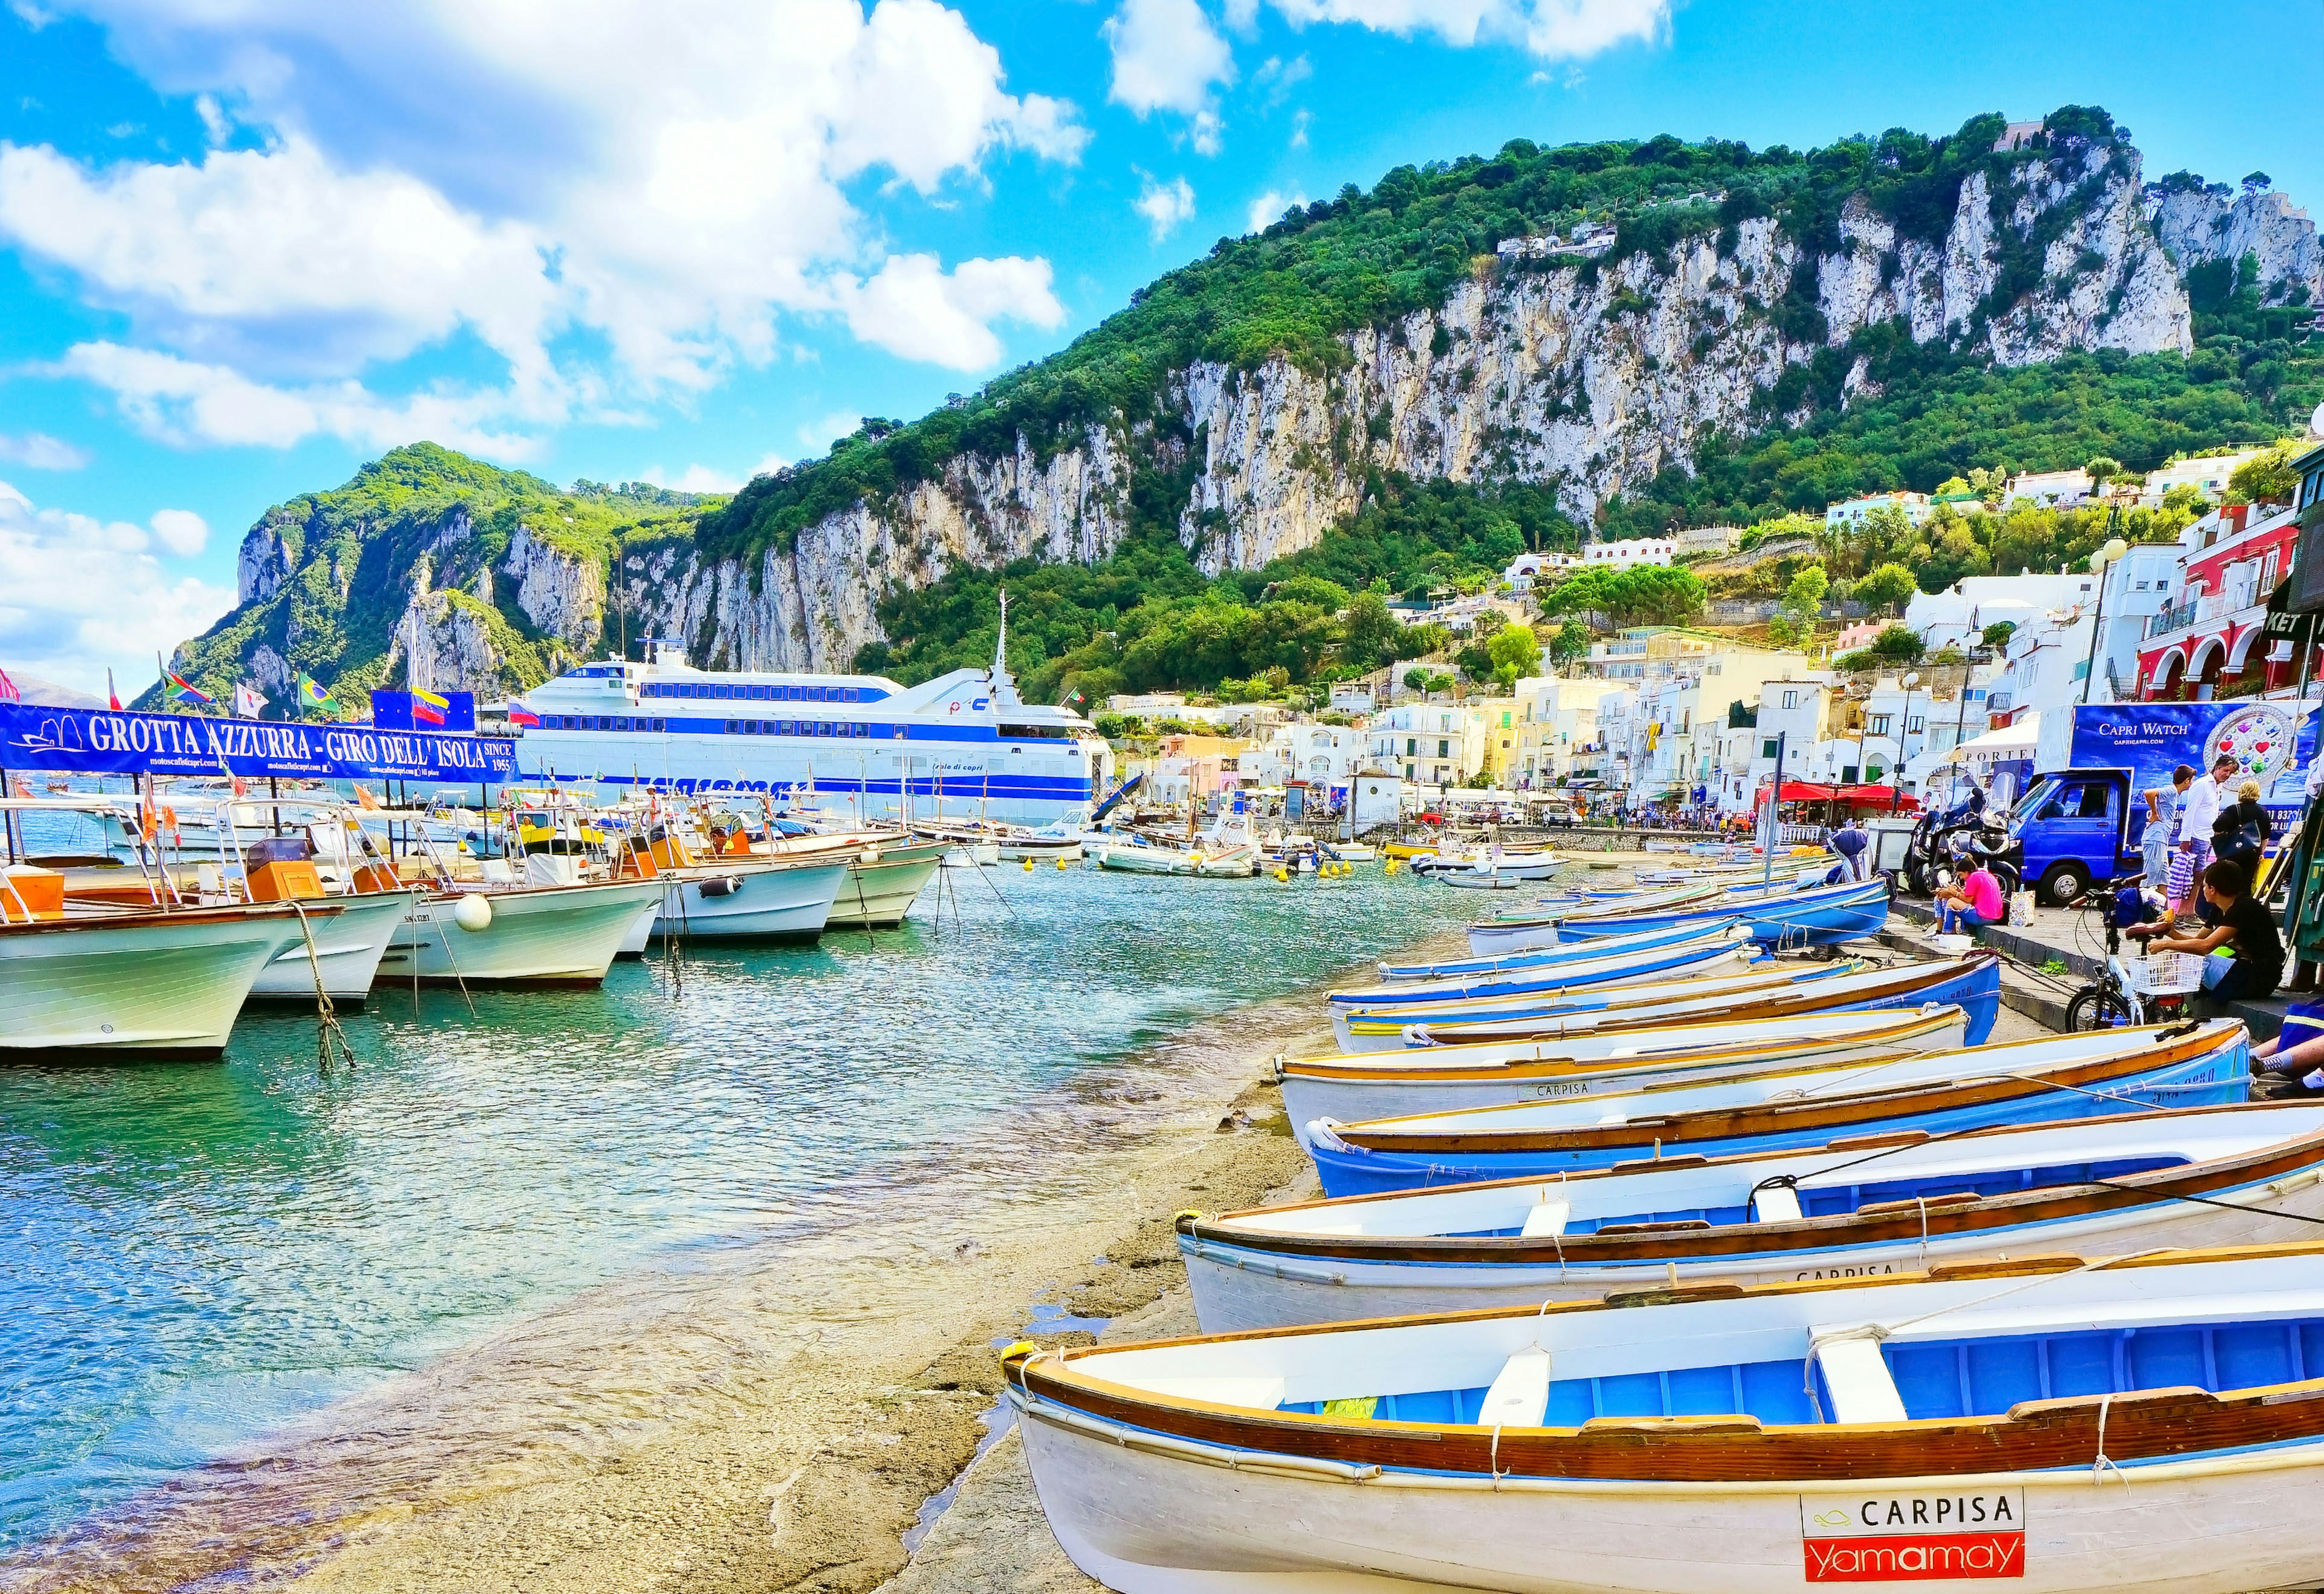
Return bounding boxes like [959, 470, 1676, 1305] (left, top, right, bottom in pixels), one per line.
[775, 685, 790, 700]
[852, 722, 866, 737]
[654, 719, 666, 731]
[725, 720, 738, 733]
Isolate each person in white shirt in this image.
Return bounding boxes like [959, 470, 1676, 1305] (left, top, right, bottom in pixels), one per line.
[2143, 765, 2193, 889]
[2178, 754, 2237, 877]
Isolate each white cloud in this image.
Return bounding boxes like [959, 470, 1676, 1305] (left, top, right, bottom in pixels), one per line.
[1290, 107, 1311, 147]
[1103, 0, 1234, 116]
[0, 478, 235, 694]
[1188, 109, 1224, 157]
[1264, 0, 1664, 53]
[833, 252, 1066, 369]
[148, 506, 207, 555]
[1247, 186, 1307, 233]
[2, 0, 1089, 451]
[51, 341, 550, 458]
[1135, 174, 1198, 241]
[799, 410, 864, 452]
[0, 431, 91, 470]
[638, 455, 787, 494]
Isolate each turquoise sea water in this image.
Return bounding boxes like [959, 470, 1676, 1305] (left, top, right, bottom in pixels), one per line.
[0, 855, 1483, 1552]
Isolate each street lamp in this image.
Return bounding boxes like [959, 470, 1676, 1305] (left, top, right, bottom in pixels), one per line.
[2080, 536, 2132, 705]
[1893, 670, 1921, 812]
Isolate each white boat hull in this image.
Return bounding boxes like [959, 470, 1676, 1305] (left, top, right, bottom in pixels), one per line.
[1330, 944, 1761, 1051]
[1018, 1396, 2324, 1594]
[1182, 1171, 2324, 1332]
[1099, 845, 1257, 878]
[827, 845, 945, 928]
[245, 890, 416, 1004]
[653, 860, 847, 941]
[0, 907, 305, 1057]
[378, 878, 668, 986]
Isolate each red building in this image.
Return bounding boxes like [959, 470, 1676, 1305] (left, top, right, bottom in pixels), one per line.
[2135, 504, 2308, 700]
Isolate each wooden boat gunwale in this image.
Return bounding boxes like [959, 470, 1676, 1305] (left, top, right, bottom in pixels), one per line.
[1185, 1101, 2324, 1266]
[1326, 1021, 2244, 1156]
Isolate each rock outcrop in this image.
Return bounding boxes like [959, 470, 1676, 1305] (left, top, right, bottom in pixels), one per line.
[2147, 179, 2324, 308]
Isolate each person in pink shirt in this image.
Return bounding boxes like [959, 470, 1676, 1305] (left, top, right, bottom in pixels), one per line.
[1932, 859, 2004, 936]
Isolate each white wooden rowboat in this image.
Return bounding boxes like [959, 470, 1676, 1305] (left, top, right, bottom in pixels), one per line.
[1011, 1242, 2324, 1594]
[1184, 1101, 2324, 1330]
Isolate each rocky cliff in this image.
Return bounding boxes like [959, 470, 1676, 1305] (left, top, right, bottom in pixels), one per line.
[171, 117, 2311, 702]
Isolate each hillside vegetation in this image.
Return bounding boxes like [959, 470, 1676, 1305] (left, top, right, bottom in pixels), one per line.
[163, 109, 2323, 710]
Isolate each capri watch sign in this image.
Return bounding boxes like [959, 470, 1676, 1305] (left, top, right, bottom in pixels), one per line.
[1799, 1489, 2026, 1581]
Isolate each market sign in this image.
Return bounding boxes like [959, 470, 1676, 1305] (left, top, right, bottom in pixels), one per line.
[0, 702, 516, 783]
[2264, 579, 2319, 656]
[1800, 1489, 2025, 1582]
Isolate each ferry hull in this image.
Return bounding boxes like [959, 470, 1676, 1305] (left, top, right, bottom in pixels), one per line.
[0, 908, 307, 1058]
[1017, 1405, 2324, 1594]
[653, 861, 847, 942]
[246, 890, 415, 1004]
[378, 878, 667, 987]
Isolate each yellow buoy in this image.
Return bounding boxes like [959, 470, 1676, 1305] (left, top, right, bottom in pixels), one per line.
[1274, 866, 1289, 882]
[1056, 856, 1068, 870]
[1384, 859, 1398, 875]
[1023, 857, 1034, 872]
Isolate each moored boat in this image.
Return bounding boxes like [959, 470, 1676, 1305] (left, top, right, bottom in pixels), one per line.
[1276, 1004, 1969, 1133]
[1552, 874, 1891, 949]
[1336, 953, 2001, 1053]
[1184, 1101, 2324, 1330]
[1010, 1242, 2324, 1594]
[1305, 1019, 2251, 1196]
[1377, 918, 1747, 983]
[0, 897, 327, 1058]
[652, 856, 849, 941]
[376, 876, 670, 987]
[1390, 953, 2004, 1052]
[1330, 925, 1754, 1009]
[826, 838, 947, 928]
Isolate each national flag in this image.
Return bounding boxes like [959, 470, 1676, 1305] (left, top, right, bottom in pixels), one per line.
[411, 687, 449, 726]
[507, 702, 541, 728]
[0, 665, 17, 703]
[297, 673, 336, 714]
[233, 683, 268, 719]
[164, 668, 214, 706]
[107, 669, 122, 712]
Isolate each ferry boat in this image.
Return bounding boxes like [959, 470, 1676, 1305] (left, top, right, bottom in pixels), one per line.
[510, 601, 1109, 828]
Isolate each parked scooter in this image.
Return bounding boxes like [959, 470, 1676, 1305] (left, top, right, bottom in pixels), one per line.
[1902, 786, 2015, 897]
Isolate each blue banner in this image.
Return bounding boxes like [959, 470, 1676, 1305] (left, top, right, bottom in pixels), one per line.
[0, 702, 516, 783]
[2064, 702, 2316, 816]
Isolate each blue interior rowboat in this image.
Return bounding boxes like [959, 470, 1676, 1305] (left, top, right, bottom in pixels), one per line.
[1305, 1019, 2250, 1196]
[1554, 875, 1891, 949]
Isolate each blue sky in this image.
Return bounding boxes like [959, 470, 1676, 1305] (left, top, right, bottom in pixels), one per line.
[2, 0, 2320, 694]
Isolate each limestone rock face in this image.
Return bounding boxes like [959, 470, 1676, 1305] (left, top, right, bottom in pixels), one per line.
[2148, 181, 2324, 308]
[237, 521, 294, 604]
[502, 523, 606, 652]
[383, 591, 513, 696]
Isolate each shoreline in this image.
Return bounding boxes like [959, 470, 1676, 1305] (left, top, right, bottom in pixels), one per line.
[3, 908, 1474, 1594]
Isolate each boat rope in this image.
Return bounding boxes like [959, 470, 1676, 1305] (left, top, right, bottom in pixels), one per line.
[1818, 1248, 2177, 1348]
[1915, 1194, 1930, 1272]
[286, 898, 356, 1072]
[2083, 1174, 2324, 1227]
[432, 901, 479, 1018]
[2091, 1391, 2130, 1494]
[1489, 1425, 1507, 1489]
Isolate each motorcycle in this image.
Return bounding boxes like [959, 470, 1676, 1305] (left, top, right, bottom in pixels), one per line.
[1901, 786, 2016, 897]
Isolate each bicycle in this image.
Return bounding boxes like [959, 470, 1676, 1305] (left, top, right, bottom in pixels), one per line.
[2061, 874, 2198, 1030]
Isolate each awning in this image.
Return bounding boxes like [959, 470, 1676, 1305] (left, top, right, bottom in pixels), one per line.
[1834, 783, 1918, 811]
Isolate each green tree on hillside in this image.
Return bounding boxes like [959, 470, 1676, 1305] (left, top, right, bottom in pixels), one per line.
[1856, 562, 1918, 614]
[1488, 623, 1543, 690]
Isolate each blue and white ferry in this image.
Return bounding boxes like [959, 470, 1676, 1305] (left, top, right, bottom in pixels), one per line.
[511, 620, 1110, 827]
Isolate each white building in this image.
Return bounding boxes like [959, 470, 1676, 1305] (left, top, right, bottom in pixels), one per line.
[1905, 573, 2099, 654]
[1502, 551, 1577, 591]
[1242, 723, 1372, 790]
[1367, 702, 1488, 788]
[1581, 537, 1674, 571]
[2006, 468, 2092, 509]
[1825, 491, 1932, 530]
[2136, 451, 2262, 506]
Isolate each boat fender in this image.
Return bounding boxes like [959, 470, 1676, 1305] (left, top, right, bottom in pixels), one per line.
[1307, 1119, 1353, 1153]
[699, 875, 744, 898]
[453, 894, 493, 932]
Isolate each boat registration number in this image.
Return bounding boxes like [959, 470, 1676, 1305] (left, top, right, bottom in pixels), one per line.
[1799, 1489, 2024, 1581]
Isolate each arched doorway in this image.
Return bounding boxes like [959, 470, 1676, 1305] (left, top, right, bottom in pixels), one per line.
[2148, 648, 2186, 702]
[2189, 639, 2226, 702]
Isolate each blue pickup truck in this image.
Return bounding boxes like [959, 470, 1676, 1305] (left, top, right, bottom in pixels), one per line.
[2002, 766, 2144, 906]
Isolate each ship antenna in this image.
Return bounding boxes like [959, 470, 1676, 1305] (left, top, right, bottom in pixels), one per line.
[993, 588, 1009, 681]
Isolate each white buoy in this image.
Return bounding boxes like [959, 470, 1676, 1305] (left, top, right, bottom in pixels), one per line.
[453, 894, 493, 932]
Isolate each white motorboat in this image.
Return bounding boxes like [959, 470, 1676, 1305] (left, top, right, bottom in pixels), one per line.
[0, 891, 320, 1058]
[1184, 1101, 2324, 1331]
[1097, 841, 1257, 877]
[376, 876, 670, 987]
[826, 839, 947, 928]
[652, 856, 849, 941]
[1012, 1243, 2324, 1594]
